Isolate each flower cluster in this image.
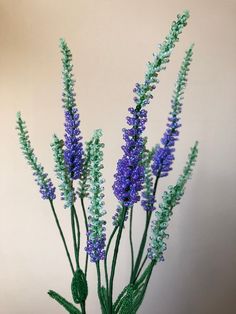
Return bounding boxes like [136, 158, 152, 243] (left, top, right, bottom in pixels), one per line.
[141, 140, 157, 212]
[152, 45, 193, 177]
[51, 135, 75, 208]
[85, 130, 106, 262]
[148, 141, 198, 262]
[16, 112, 56, 200]
[60, 39, 84, 180]
[113, 11, 190, 223]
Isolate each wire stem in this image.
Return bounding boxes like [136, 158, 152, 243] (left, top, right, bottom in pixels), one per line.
[80, 302, 86, 314]
[134, 254, 148, 282]
[71, 205, 80, 269]
[104, 226, 118, 303]
[130, 174, 160, 283]
[80, 197, 89, 277]
[49, 200, 75, 274]
[131, 211, 151, 283]
[108, 206, 128, 313]
[129, 207, 134, 280]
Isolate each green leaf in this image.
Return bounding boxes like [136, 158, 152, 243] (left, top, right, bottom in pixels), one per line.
[71, 269, 88, 304]
[118, 285, 135, 314]
[48, 290, 81, 314]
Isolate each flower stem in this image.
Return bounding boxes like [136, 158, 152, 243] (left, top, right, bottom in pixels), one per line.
[130, 175, 160, 283]
[129, 207, 134, 280]
[49, 200, 75, 274]
[130, 211, 151, 283]
[80, 197, 89, 277]
[108, 206, 128, 313]
[134, 254, 148, 282]
[80, 302, 86, 314]
[133, 262, 154, 312]
[71, 205, 80, 269]
[96, 262, 107, 313]
[104, 226, 118, 305]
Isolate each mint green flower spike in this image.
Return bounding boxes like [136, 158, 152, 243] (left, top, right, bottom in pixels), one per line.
[85, 129, 106, 262]
[51, 135, 75, 208]
[148, 141, 199, 262]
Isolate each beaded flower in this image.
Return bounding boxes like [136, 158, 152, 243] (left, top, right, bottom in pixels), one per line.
[148, 142, 198, 262]
[152, 45, 194, 178]
[85, 130, 106, 262]
[16, 112, 56, 200]
[60, 39, 84, 180]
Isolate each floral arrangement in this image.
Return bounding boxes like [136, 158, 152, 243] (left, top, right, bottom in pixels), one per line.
[16, 10, 198, 314]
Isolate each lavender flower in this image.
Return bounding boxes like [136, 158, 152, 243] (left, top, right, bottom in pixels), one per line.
[113, 12, 190, 223]
[51, 135, 75, 208]
[16, 112, 56, 200]
[85, 130, 106, 262]
[60, 39, 84, 180]
[152, 45, 193, 178]
[148, 141, 198, 262]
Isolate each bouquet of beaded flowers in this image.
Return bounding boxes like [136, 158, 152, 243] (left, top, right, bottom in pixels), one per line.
[16, 10, 198, 314]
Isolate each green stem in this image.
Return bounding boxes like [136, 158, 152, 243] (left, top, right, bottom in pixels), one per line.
[134, 254, 148, 282]
[104, 227, 118, 303]
[129, 207, 134, 280]
[134, 262, 154, 313]
[71, 205, 80, 269]
[80, 197, 88, 231]
[80, 302, 86, 314]
[134, 262, 153, 288]
[130, 175, 160, 283]
[80, 197, 89, 277]
[96, 262, 101, 290]
[72, 204, 81, 253]
[131, 211, 151, 283]
[108, 206, 128, 313]
[49, 200, 75, 274]
[96, 262, 107, 313]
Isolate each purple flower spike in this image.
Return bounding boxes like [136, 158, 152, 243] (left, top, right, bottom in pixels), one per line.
[152, 45, 194, 178]
[151, 125, 179, 178]
[113, 107, 147, 209]
[60, 39, 84, 180]
[64, 107, 83, 180]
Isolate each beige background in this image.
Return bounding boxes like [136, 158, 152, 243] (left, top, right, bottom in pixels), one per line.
[1, 0, 236, 313]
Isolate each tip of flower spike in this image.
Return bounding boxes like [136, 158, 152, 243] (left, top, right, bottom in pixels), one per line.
[16, 111, 21, 119]
[192, 141, 199, 152]
[190, 43, 195, 50]
[181, 10, 190, 19]
[59, 38, 67, 49]
[185, 44, 194, 58]
[193, 140, 199, 152]
[93, 129, 103, 138]
[51, 134, 63, 147]
[16, 112, 22, 128]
